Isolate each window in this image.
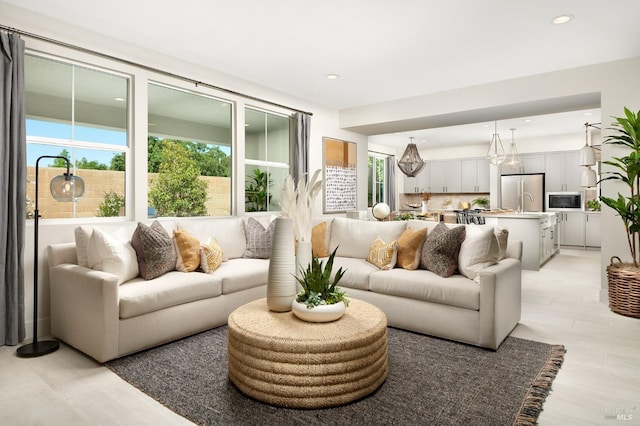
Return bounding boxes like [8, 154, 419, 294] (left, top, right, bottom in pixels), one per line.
[244, 107, 291, 212]
[368, 154, 387, 207]
[147, 83, 232, 217]
[25, 54, 129, 219]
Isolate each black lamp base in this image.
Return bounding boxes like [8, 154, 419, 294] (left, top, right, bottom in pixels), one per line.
[17, 340, 59, 358]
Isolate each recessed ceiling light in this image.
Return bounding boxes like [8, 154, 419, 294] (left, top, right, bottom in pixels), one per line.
[325, 74, 340, 80]
[523, 119, 533, 123]
[113, 97, 125, 102]
[552, 14, 574, 25]
[584, 112, 593, 116]
[482, 124, 490, 128]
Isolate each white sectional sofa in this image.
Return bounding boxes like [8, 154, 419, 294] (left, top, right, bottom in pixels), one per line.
[47, 216, 522, 363]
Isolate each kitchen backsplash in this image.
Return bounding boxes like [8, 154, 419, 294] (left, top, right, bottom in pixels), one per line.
[399, 193, 490, 211]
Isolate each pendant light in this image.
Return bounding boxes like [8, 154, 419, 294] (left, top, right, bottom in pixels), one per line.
[397, 137, 426, 177]
[579, 122, 599, 187]
[579, 122, 596, 166]
[486, 121, 506, 165]
[504, 128, 521, 170]
[581, 166, 597, 187]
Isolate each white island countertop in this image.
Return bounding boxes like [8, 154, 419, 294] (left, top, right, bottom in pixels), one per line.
[479, 211, 556, 219]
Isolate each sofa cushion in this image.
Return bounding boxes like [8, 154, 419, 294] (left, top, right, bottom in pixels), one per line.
[396, 226, 428, 270]
[119, 271, 222, 319]
[366, 237, 398, 270]
[176, 218, 246, 259]
[244, 217, 276, 259]
[74, 225, 92, 268]
[200, 237, 224, 273]
[214, 258, 270, 294]
[137, 221, 177, 280]
[494, 226, 509, 260]
[369, 268, 480, 311]
[87, 228, 139, 285]
[458, 224, 498, 280]
[324, 257, 378, 291]
[420, 222, 466, 278]
[173, 229, 201, 272]
[329, 217, 406, 259]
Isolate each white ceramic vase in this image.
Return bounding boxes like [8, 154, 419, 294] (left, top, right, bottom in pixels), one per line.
[421, 200, 429, 213]
[291, 300, 346, 323]
[267, 217, 296, 312]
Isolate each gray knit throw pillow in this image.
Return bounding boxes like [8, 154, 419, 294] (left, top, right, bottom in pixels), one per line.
[243, 217, 275, 259]
[137, 221, 176, 280]
[420, 222, 466, 277]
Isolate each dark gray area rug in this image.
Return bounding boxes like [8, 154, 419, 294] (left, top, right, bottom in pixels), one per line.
[106, 326, 564, 426]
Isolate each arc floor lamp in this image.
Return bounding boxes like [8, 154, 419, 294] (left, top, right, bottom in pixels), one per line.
[17, 156, 84, 358]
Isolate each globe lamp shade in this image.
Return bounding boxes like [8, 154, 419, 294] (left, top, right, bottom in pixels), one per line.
[372, 202, 391, 221]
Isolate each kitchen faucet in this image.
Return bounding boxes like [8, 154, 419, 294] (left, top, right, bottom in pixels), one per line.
[519, 191, 534, 213]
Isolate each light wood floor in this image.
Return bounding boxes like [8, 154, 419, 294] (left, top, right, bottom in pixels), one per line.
[1, 248, 638, 425]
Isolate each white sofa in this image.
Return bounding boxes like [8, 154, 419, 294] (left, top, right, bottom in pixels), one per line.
[321, 218, 522, 350]
[47, 216, 522, 363]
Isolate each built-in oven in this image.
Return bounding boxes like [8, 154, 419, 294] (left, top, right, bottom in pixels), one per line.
[545, 192, 584, 211]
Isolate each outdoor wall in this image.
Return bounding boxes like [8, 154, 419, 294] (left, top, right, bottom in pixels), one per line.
[28, 167, 232, 219]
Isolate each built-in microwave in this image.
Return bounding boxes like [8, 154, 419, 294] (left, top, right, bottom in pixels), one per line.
[546, 192, 584, 211]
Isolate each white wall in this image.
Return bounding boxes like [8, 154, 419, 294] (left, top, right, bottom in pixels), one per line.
[348, 57, 640, 303]
[2, 2, 367, 339]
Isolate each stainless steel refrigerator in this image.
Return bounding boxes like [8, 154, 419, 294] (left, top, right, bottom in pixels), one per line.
[500, 173, 545, 212]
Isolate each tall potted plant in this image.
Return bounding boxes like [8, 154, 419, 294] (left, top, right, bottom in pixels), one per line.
[600, 107, 640, 317]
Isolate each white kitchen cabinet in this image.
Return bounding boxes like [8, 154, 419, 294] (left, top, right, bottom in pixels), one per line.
[585, 212, 601, 247]
[416, 163, 431, 193]
[520, 154, 546, 174]
[402, 163, 430, 193]
[461, 158, 489, 192]
[545, 151, 582, 192]
[431, 160, 461, 193]
[558, 212, 586, 246]
[403, 175, 417, 193]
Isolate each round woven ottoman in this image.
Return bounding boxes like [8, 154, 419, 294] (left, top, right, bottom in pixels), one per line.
[227, 298, 388, 409]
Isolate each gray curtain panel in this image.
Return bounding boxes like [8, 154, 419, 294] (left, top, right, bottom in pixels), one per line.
[386, 155, 396, 212]
[0, 31, 26, 346]
[292, 112, 309, 184]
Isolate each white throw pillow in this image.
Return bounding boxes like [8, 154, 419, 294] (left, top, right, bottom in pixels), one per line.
[87, 228, 139, 285]
[74, 225, 93, 268]
[458, 224, 499, 281]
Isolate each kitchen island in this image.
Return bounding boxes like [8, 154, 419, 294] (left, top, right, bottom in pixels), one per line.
[481, 212, 558, 271]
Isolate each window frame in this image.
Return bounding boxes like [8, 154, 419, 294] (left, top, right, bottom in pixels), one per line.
[24, 51, 132, 221]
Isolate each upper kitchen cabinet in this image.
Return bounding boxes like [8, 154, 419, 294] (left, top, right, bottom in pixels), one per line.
[520, 154, 546, 174]
[461, 158, 490, 192]
[402, 163, 431, 193]
[431, 160, 462, 193]
[545, 151, 581, 192]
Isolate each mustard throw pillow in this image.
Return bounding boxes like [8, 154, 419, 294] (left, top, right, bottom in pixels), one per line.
[173, 229, 201, 272]
[311, 221, 329, 257]
[396, 227, 428, 270]
[366, 237, 398, 270]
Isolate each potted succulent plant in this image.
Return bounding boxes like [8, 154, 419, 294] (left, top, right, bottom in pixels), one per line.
[599, 107, 640, 317]
[291, 247, 349, 322]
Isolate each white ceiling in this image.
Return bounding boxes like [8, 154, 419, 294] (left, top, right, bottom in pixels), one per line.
[3, 0, 639, 145]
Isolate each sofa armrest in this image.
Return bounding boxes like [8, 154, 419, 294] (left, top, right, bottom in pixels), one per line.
[477, 258, 522, 349]
[505, 240, 523, 262]
[50, 263, 120, 363]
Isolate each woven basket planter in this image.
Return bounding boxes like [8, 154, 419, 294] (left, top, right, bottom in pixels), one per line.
[607, 256, 640, 318]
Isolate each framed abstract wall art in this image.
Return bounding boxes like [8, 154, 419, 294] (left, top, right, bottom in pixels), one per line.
[323, 137, 357, 213]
